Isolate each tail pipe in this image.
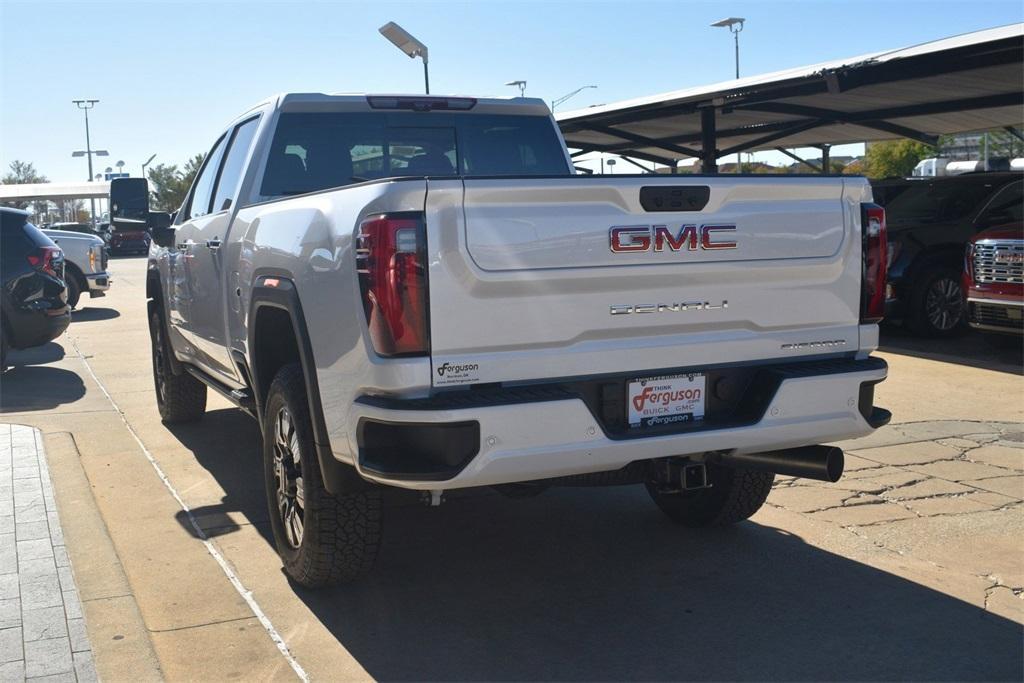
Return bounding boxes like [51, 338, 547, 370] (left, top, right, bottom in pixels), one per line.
[715, 445, 845, 483]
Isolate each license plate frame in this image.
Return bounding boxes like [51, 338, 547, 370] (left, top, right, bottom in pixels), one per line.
[626, 373, 706, 429]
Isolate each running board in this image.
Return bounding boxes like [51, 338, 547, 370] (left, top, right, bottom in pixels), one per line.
[183, 365, 257, 417]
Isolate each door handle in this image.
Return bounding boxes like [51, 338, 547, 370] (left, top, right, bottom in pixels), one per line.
[205, 238, 222, 250]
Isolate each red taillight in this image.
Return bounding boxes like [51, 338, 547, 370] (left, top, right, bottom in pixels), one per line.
[861, 203, 887, 323]
[27, 246, 62, 278]
[356, 214, 429, 356]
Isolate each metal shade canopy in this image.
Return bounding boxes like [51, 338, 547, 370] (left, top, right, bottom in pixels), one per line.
[557, 24, 1024, 171]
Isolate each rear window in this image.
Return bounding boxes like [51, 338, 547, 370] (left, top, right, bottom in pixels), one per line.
[260, 112, 569, 197]
[885, 179, 1004, 222]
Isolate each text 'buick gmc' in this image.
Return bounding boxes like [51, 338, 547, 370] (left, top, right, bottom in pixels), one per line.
[116, 93, 891, 586]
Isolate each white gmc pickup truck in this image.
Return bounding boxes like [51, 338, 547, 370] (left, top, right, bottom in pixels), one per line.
[118, 93, 890, 586]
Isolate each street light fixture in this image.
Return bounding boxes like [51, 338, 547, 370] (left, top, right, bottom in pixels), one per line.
[551, 85, 597, 112]
[142, 154, 156, 179]
[379, 22, 430, 93]
[710, 17, 745, 78]
[505, 80, 527, 97]
[711, 17, 746, 172]
[72, 99, 102, 230]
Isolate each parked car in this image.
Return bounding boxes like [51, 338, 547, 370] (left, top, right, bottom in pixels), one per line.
[108, 227, 151, 255]
[881, 172, 1022, 336]
[49, 221, 109, 243]
[42, 228, 111, 309]
[1, 208, 71, 369]
[122, 93, 890, 586]
[964, 223, 1024, 338]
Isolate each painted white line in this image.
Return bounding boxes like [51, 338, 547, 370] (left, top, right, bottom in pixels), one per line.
[71, 338, 310, 682]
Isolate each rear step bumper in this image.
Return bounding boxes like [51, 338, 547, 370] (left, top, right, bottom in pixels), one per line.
[344, 357, 888, 490]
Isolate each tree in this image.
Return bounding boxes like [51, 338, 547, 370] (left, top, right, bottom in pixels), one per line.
[2, 160, 48, 211]
[147, 153, 205, 212]
[864, 140, 935, 179]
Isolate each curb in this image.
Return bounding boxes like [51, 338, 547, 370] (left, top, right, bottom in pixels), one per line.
[42, 431, 163, 682]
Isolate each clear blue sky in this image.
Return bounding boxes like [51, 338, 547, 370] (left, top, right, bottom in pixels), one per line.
[1, 0, 1021, 181]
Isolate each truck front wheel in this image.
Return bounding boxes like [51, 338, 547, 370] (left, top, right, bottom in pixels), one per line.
[645, 463, 774, 527]
[263, 364, 380, 587]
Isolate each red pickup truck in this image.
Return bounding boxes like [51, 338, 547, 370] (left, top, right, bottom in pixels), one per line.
[964, 224, 1024, 337]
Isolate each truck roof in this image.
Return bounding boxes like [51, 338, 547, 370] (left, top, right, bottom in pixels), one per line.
[242, 93, 553, 118]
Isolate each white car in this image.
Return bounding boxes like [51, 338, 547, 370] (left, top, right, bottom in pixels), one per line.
[41, 229, 111, 309]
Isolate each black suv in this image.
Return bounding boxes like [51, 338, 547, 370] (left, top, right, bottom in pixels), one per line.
[880, 172, 1023, 336]
[1, 208, 71, 368]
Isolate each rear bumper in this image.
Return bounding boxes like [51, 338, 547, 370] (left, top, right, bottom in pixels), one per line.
[342, 357, 889, 490]
[9, 309, 70, 350]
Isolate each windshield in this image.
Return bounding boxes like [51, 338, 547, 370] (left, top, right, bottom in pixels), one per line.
[260, 112, 570, 197]
[884, 179, 999, 223]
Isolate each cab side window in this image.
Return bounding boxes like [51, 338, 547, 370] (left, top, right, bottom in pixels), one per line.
[212, 117, 260, 213]
[187, 135, 228, 220]
[977, 180, 1023, 226]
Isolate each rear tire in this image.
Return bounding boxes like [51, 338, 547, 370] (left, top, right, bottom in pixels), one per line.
[149, 307, 206, 423]
[65, 274, 82, 310]
[263, 364, 380, 587]
[646, 463, 774, 527]
[907, 266, 966, 337]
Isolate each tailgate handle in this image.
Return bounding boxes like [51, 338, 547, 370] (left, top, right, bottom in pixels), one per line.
[640, 186, 710, 212]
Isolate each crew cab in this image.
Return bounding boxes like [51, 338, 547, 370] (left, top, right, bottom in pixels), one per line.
[121, 93, 891, 586]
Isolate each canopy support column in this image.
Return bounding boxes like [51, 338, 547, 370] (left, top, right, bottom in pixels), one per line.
[701, 107, 718, 175]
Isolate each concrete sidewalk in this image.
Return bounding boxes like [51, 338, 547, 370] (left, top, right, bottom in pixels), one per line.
[0, 424, 96, 682]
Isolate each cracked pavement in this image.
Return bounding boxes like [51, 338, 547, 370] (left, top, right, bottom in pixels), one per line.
[771, 419, 1024, 622]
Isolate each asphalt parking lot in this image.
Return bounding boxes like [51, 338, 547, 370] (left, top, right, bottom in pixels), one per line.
[1, 255, 1022, 681]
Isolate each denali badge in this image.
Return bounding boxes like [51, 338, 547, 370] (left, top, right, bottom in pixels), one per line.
[780, 339, 847, 350]
[610, 224, 737, 253]
[611, 301, 728, 315]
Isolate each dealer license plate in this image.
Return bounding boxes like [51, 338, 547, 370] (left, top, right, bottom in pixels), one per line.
[627, 374, 706, 428]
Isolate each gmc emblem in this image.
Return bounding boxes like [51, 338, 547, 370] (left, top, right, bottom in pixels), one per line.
[610, 224, 737, 253]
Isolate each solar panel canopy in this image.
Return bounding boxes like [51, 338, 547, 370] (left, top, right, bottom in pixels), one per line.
[556, 24, 1024, 167]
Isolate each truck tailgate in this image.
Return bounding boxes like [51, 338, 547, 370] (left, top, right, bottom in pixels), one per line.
[424, 176, 864, 387]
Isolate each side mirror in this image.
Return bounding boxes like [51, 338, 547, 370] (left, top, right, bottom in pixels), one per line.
[148, 211, 176, 248]
[109, 178, 150, 232]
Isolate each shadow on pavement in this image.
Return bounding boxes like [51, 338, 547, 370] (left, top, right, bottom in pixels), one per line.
[71, 307, 121, 322]
[880, 324, 1022, 374]
[0, 363, 85, 412]
[165, 408, 273, 543]
[2, 341, 65, 367]
[165, 409, 1023, 681]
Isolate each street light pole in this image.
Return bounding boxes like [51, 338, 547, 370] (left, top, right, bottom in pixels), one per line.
[551, 85, 597, 112]
[505, 80, 527, 97]
[379, 22, 430, 94]
[711, 18, 745, 172]
[73, 99, 99, 229]
[142, 154, 156, 180]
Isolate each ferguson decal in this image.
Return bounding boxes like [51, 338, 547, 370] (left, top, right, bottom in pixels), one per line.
[610, 224, 737, 253]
